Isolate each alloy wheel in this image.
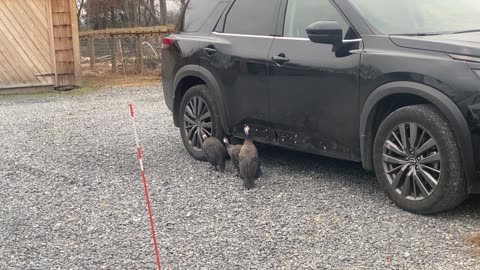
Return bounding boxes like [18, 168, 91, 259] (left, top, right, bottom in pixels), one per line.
[382, 122, 441, 200]
[183, 96, 212, 150]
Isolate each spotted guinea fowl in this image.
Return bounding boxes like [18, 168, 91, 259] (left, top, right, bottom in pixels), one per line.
[239, 125, 261, 189]
[223, 138, 243, 176]
[201, 134, 227, 172]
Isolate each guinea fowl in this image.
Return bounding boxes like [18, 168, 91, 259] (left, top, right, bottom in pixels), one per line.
[201, 134, 227, 172]
[239, 126, 261, 189]
[223, 138, 243, 176]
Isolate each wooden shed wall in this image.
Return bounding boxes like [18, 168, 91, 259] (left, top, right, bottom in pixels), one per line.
[51, 0, 81, 86]
[0, 0, 55, 89]
[0, 0, 80, 90]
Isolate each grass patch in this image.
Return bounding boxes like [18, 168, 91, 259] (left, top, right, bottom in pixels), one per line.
[0, 67, 161, 98]
[69, 66, 161, 96]
[81, 66, 161, 89]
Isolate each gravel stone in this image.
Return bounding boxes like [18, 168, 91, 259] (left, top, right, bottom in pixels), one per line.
[0, 86, 479, 269]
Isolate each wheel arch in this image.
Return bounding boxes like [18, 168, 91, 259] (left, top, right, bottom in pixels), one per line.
[360, 81, 476, 192]
[172, 65, 228, 132]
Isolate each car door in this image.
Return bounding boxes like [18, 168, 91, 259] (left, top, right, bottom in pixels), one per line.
[267, 0, 362, 160]
[198, 0, 281, 140]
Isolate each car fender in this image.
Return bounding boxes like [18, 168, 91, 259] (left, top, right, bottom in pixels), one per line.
[172, 65, 229, 132]
[360, 81, 477, 192]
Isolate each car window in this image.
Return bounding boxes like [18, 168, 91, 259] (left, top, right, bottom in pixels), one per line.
[183, 0, 225, 32]
[224, 0, 281, 36]
[349, 0, 480, 35]
[284, 0, 351, 39]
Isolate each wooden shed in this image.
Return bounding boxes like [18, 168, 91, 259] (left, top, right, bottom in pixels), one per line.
[0, 0, 80, 90]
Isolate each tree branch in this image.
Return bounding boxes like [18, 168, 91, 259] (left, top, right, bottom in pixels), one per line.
[138, 0, 162, 25]
[77, 0, 86, 18]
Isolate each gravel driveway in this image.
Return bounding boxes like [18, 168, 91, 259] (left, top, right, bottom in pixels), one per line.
[0, 85, 479, 270]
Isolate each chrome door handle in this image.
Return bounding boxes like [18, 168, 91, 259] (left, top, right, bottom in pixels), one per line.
[272, 54, 290, 65]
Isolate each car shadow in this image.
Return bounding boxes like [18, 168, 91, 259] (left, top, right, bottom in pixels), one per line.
[255, 143, 480, 217]
[256, 142, 377, 186]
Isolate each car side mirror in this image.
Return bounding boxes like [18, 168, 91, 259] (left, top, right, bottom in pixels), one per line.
[306, 21, 343, 46]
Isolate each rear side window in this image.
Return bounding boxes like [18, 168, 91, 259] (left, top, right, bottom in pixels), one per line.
[224, 0, 281, 36]
[183, 0, 225, 32]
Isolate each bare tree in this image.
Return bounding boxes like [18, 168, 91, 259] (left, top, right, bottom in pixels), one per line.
[150, 0, 156, 25]
[76, 0, 173, 30]
[179, 0, 187, 9]
[76, 0, 86, 28]
[159, 0, 167, 25]
[133, 0, 139, 27]
[76, 0, 86, 18]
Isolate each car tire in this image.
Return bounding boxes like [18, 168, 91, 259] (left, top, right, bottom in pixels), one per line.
[373, 104, 468, 214]
[178, 85, 224, 161]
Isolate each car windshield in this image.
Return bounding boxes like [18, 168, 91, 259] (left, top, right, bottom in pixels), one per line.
[349, 0, 480, 35]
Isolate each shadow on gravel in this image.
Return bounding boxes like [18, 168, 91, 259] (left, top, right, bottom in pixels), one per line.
[454, 195, 480, 216]
[256, 143, 480, 216]
[256, 143, 377, 186]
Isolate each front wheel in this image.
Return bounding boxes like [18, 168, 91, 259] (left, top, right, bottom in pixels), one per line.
[373, 105, 467, 214]
[178, 85, 224, 161]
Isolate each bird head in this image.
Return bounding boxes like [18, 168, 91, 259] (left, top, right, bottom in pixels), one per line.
[202, 134, 208, 140]
[244, 125, 250, 137]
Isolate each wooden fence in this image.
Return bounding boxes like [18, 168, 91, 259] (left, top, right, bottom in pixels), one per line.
[79, 25, 175, 73]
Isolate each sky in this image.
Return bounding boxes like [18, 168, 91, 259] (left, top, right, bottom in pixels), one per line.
[167, 0, 181, 11]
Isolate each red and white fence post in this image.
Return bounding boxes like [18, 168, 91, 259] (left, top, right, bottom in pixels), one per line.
[129, 104, 162, 270]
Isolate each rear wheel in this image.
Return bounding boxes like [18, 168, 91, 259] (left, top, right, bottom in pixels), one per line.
[178, 85, 224, 161]
[373, 105, 467, 214]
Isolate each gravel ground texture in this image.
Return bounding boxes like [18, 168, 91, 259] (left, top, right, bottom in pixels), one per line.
[0, 85, 479, 270]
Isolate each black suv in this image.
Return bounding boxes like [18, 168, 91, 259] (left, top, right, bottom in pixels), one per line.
[162, 0, 480, 214]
